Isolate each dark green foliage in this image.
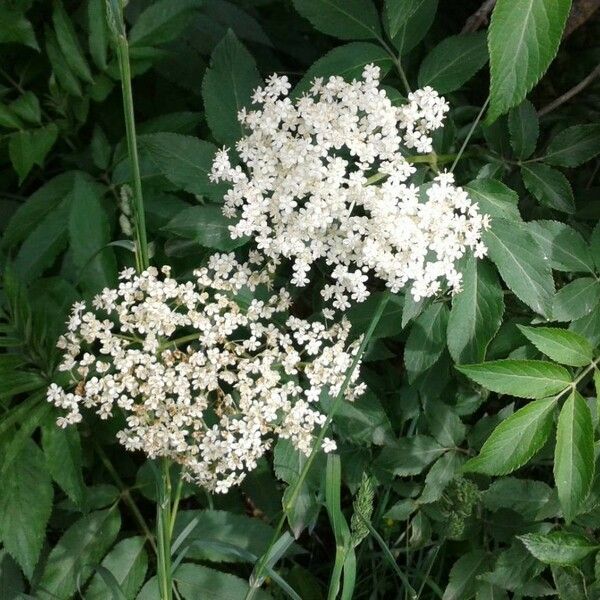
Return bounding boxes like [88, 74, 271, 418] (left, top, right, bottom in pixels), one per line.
[1, 1, 599, 599]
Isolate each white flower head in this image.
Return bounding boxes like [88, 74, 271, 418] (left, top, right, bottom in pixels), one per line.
[47, 255, 364, 494]
[211, 65, 489, 308]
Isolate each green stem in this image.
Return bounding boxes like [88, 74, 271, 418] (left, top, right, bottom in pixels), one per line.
[110, 1, 149, 272]
[450, 96, 489, 173]
[246, 293, 391, 599]
[157, 459, 174, 600]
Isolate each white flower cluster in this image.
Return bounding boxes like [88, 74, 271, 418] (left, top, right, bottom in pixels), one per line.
[211, 65, 489, 308]
[47, 255, 364, 493]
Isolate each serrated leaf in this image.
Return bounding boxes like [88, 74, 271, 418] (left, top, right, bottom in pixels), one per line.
[420, 451, 464, 504]
[553, 278, 600, 322]
[487, 0, 571, 122]
[52, 0, 93, 83]
[464, 398, 557, 475]
[521, 164, 575, 213]
[389, 0, 437, 55]
[465, 179, 521, 222]
[14, 195, 70, 281]
[518, 325, 593, 367]
[404, 303, 449, 382]
[520, 532, 598, 566]
[543, 124, 600, 167]
[448, 257, 504, 364]
[458, 359, 571, 398]
[443, 551, 488, 600]
[508, 99, 538, 159]
[418, 32, 488, 94]
[483, 218, 554, 317]
[552, 566, 587, 599]
[483, 478, 553, 520]
[0, 440, 53, 579]
[45, 26, 82, 96]
[0, 8, 39, 50]
[163, 204, 248, 251]
[202, 31, 260, 147]
[293, 42, 393, 97]
[88, 0, 108, 70]
[8, 124, 58, 182]
[10, 92, 41, 124]
[129, 0, 202, 47]
[86, 537, 148, 600]
[42, 421, 86, 508]
[69, 173, 117, 292]
[425, 400, 466, 447]
[37, 508, 121, 599]
[554, 390, 594, 523]
[528, 220, 595, 274]
[384, 0, 427, 37]
[375, 435, 445, 477]
[138, 133, 225, 201]
[292, 0, 381, 40]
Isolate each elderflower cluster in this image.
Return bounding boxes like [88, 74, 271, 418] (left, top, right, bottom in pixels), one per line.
[211, 65, 489, 309]
[47, 254, 364, 493]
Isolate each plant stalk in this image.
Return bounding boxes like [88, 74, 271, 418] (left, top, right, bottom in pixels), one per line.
[157, 459, 174, 600]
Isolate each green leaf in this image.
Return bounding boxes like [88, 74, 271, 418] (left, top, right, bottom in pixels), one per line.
[483, 218, 555, 317]
[52, 0, 93, 83]
[14, 195, 70, 281]
[293, 42, 393, 97]
[418, 32, 488, 94]
[518, 326, 593, 367]
[384, 0, 427, 37]
[129, 0, 202, 47]
[37, 508, 121, 599]
[554, 390, 594, 523]
[591, 221, 600, 272]
[0, 550, 24, 599]
[552, 566, 587, 599]
[458, 359, 571, 399]
[45, 27, 82, 96]
[42, 421, 86, 508]
[0, 8, 38, 50]
[528, 220, 595, 274]
[172, 510, 290, 563]
[553, 278, 600, 322]
[442, 551, 488, 600]
[86, 537, 148, 600]
[483, 478, 553, 520]
[464, 179, 521, 222]
[202, 31, 260, 146]
[375, 435, 445, 477]
[404, 303, 449, 382]
[0, 104, 24, 129]
[487, 0, 571, 122]
[389, 0, 437, 55]
[508, 99, 538, 159]
[519, 532, 598, 566]
[138, 133, 225, 201]
[10, 92, 41, 124]
[8, 124, 58, 182]
[347, 291, 404, 339]
[447, 257, 504, 364]
[292, 0, 381, 40]
[463, 398, 557, 475]
[420, 451, 464, 504]
[543, 124, 600, 167]
[175, 563, 271, 600]
[69, 174, 117, 292]
[91, 125, 112, 170]
[425, 400, 466, 447]
[521, 164, 575, 213]
[0, 440, 53, 579]
[88, 0, 108, 70]
[163, 204, 247, 251]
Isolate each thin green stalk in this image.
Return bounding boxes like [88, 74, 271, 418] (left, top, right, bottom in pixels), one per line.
[246, 294, 390, 599]
[157, 459, 174, 600]
[450, 97, 490, 172]
[107, 0, 149, 272]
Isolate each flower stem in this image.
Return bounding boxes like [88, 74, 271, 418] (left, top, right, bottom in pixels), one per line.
[157, 458, 174, 600]
[107, 0, 149, 272]
[246, 293, 390, 599]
